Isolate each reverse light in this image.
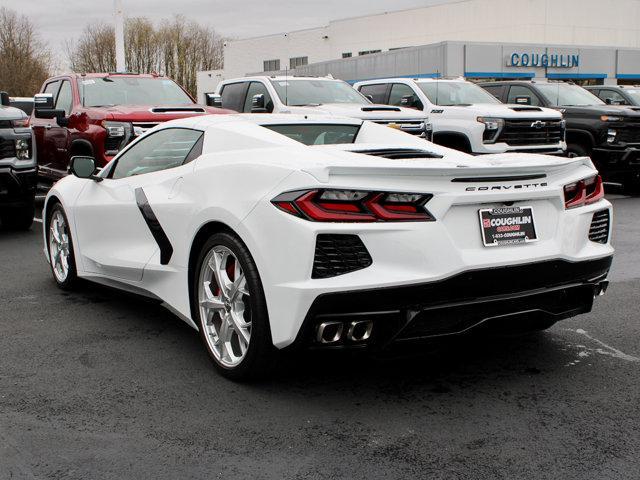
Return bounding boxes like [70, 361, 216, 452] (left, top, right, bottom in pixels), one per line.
[272, 189, 434, 222]
[563, 175, 604, 209]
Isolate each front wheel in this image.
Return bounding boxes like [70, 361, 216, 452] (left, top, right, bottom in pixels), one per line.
[193, 232, 275, 380]
[566, 143, 590, 158]
[47, 203, 78, 289]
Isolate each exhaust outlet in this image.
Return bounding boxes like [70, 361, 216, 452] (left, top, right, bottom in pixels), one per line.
[347, 320, 373, 342]
[316, 321, 344, 344]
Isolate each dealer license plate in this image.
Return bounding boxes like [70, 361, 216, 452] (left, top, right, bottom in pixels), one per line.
[479, 206, 537, 247]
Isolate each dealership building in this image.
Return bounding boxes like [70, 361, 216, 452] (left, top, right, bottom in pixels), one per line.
[197, 0, 640, 101]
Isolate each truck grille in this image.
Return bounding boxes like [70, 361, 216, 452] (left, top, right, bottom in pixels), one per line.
[0, 138, 16, 160]
[496, 119, 564, 146]
[615, 121, 640, 144]
[312, 234, 372, 279]
[589, 210, 610, 244]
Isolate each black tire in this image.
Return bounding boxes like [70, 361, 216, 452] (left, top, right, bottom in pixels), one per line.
[192, 232, 276, 381]
[566, 143, 590, 158]
[46, 203, 79, 290]
[1, 199, 35, 230]
[622, 176, 640, 196]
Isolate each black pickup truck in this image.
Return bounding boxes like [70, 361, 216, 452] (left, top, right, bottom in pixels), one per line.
[481, 81, 640, 193]
[0, 91, 36, 230]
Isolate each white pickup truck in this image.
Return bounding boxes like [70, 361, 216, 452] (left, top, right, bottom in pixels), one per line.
[354, 77, 566, 155]
[209, 76, 432, 140]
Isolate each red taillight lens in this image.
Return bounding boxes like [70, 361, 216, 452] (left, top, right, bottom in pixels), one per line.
[564, 175, 604, 209]
[272, 189, 434, 222]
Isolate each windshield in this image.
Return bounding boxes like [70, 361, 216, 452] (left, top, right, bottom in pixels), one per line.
[81, 76, 193, 107]
[264, 124, 359, 145]
[535, 83, 604, 107]
[269, 79, 369, 106]
[417, 81, 500, 106]
[624, 89, 640, 105]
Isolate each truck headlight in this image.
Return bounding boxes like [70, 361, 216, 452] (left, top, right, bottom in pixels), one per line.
[477, 116, 504, 143]
[102, 121, 128, 138]
[15, 138, 31, 159]
[607, 129, 617, 144]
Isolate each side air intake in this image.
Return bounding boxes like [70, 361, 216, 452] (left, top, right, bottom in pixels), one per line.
[312, 234, 372, 279]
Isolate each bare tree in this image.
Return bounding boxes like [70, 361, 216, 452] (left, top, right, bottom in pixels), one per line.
[66, 15, 225, 98]
[0, 7, 51, 97]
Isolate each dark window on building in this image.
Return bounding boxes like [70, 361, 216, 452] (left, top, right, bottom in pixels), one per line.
[289, 56, 308, 69]
[263, 59, 280, 71]
[342, 52, 352, 58]
[219, 82, 248, 112]
[243, 82, 274, 113]
[358, 50, 382, 56]
[357, 83, 388, 104]
[507, 85, 541, 106]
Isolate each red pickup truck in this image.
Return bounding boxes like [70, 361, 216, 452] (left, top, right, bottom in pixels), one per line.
[31, 73, 232, 184]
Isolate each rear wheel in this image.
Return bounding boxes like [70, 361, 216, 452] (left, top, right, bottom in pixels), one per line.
[193, 232, 275, 380]
[47, 204, 78, 289]
[1, 199, 35, 230]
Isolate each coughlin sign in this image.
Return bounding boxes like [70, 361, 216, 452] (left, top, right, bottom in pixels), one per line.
[508, 52, 579, 68]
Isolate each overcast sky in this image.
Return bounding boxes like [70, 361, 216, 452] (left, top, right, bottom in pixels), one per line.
[2, 0, 450, 68]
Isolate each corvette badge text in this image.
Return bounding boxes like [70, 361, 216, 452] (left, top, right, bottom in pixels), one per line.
[465, 182, 548, 191]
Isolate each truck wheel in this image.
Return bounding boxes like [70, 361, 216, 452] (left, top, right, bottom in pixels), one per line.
[1, 200, 35, 230]
[192, 232, 277, 381]
[566, 143, 589, 158]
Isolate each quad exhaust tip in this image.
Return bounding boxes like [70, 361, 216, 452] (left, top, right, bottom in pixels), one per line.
[316, 319, 374, 344]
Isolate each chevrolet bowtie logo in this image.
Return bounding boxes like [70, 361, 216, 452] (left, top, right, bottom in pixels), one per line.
[530, 120, 545, 129]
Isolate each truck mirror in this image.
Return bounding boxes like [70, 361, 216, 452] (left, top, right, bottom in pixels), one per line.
[34, 93, 69, 126]
[400, 95, 421, 109]
[364, 94, 373, 102]
[0, 91, 9, 106]
[514, 96, 532, 105]
[206, 93, 222, 108]
[251, 94, 267, 113]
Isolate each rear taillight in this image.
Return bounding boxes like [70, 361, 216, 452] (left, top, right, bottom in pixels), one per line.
[272, 189, 434, 222]
[563, 175, 604, 209]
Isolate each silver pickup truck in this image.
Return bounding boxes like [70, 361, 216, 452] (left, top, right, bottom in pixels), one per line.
[0, 91, 36, 230]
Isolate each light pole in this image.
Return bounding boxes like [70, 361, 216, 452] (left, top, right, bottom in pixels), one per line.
[114, 0, 126, 72]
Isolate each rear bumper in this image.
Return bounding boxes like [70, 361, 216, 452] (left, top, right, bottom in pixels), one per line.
[291, 256, 612, 349]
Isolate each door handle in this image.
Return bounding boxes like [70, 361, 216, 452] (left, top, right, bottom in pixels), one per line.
[45, 124, 52, 129]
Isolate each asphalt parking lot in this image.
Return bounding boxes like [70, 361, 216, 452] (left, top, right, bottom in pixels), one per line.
[1, 192, 639, 480]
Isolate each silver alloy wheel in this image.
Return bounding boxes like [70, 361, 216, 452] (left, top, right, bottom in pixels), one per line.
[48, 210, 71, 283]
[198, 245, 252, 368]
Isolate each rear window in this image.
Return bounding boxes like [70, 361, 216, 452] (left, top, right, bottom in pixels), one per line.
[264, 124, 360, 145]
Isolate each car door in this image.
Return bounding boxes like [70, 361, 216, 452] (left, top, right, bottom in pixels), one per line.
[48, 79, 74, 175]
[357, 83, 390, 104]
[72, 127, 204, 282]
[388, 83, 423, 110]
[31, 80, 61, 174]
[242, 81, 274, 113]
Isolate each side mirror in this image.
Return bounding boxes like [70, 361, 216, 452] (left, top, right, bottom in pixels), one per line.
[364, 94, 374, 102]
[514, 96, 532, 105]
[206, 93, 223, 108]
[400, 94, 422, 109]
[69, 156, 102, 182]
[251, 94, 268, 113]
[0, 91, 9, 106]
[34, 93, 69, 126]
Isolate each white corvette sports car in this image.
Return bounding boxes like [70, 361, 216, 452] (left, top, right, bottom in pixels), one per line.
[43, 114, 613, 379]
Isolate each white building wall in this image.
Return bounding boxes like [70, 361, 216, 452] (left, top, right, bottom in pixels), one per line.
[219, 0, 640, 79]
